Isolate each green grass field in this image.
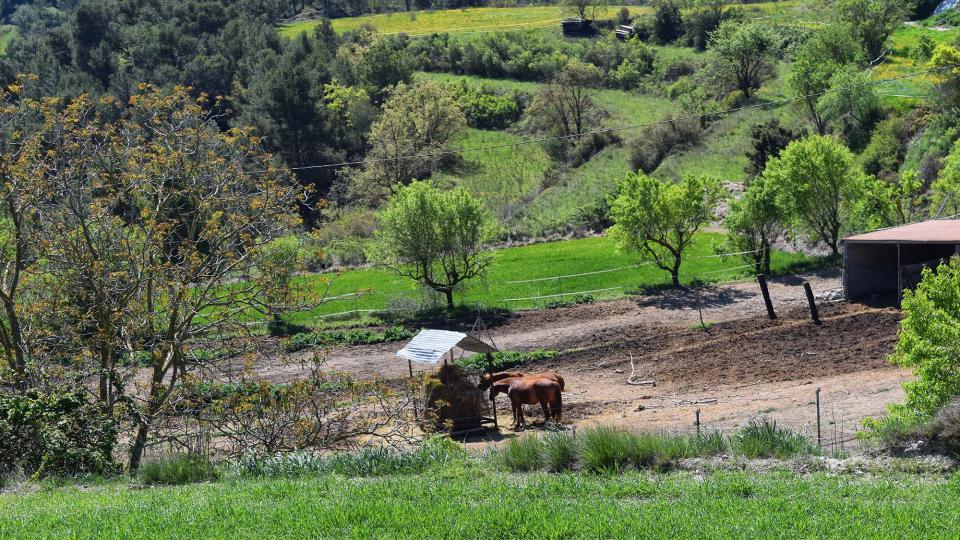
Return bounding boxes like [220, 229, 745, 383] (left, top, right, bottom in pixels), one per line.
[3, 470, 958, 538]
[279, 1, 815, 39]
[287, 233, 818, 325]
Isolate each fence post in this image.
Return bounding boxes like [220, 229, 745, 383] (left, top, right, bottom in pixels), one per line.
[757, 274, 776, 320]
[695, 409, 701, 437]
[815, 387, 822, 448]
[695, 280, 706, 329]
[803, 282, 821, 325]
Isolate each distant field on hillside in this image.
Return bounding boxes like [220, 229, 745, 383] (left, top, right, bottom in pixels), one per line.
[280, 5, 649, 38]
[279, 1, 813, 39]
[286, 234, 819, 325]
[417, 70, 800, 233]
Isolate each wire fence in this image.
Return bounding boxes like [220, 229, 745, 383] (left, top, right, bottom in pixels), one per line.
[306, 248, 773, 320]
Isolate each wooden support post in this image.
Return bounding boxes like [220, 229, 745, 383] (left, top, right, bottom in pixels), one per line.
[695, 409, 701, 437]
[803, 282, 821, 325]
[408, 359, 413, 379]
[757, 274, 776, 320]
[487, 352, 498, 429]
[815, 387, 822, 448]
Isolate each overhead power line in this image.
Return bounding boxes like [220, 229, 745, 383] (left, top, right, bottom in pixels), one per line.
[246, 63, 957, 175]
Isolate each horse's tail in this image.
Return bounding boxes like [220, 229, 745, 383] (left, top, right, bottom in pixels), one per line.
[557, 375, 566, 392]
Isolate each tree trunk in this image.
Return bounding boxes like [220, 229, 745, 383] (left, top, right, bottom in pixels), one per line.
[128, 419, 150, 472]
[444, 289, 454, 308]
[763, 245, 772, 275]
[671, 255, 682, 288]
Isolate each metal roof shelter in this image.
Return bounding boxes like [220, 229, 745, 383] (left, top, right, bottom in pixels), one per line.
[843, 219, 960, 304]
[397, 329, 496, 366]
[397, 329, 501, 432]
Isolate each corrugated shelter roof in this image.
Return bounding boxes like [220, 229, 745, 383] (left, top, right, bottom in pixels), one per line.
[396, 329, 496, 364]
[844, 220, 960, 244]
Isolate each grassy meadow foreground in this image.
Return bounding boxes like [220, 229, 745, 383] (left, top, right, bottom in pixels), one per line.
[3, 469, 958, 538]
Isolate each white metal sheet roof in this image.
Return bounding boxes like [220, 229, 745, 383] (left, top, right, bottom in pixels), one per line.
[396, 329, 496, 364]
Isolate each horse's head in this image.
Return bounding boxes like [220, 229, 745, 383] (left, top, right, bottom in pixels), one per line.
[477, 373, 493, 390]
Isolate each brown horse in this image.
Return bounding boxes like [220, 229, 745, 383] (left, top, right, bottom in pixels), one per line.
[488, 377, 563, 429]
[478, 371, 566, 392]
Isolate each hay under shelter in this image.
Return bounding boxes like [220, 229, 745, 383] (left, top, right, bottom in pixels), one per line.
[397, 329, 499, 435]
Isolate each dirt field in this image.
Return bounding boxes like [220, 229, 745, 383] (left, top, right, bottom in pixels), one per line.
[265, 270, 908, 447]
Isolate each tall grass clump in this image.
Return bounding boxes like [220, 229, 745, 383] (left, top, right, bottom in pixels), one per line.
[231, 436, 468, 478]
[690, 429, 729, 456]
[732, 418, 817, 459]
[578, 425, 635, 473]
[495, 435, 543, 472]
[138, 454, 218, 485]
[542, 430, 578, 472]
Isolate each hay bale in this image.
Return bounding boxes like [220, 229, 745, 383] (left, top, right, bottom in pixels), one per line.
[423, 364, 488, 432]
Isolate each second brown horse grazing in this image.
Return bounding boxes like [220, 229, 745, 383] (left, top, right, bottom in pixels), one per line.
[478, 371, 566, 392]
[488, 377, 563, 429]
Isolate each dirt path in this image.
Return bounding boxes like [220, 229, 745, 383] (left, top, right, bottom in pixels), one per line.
[266, 269, 845, 380]
[256, 269, 909, 441]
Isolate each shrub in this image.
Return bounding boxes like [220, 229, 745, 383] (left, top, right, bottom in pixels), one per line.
[0, 389, 118, 479]
[457, 349, 559, 372]
[282, 326, 414, 352]
[542, 430, 578, 472]
[928, 399, 960, 455]
[628, 117, 701, 173]
[139, 454, 218, 485]
[495, 435, 543, 472]
[267, 316, 309, 338]
[546, 294, 596, 309]
[732, 418, 817, 459]
[232, 436, 466, 478]
[454, 84, 525, 130]
[891, 258, 960, 414]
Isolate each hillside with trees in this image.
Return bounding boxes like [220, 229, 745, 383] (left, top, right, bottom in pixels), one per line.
[3, 2, 960, 533]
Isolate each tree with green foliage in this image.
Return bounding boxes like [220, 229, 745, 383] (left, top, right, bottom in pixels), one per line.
[526, 59, 603, 160]
[357, 35, 414, 100]
[609, 173, 723, 287]
[683, 0, 736, 52]
[860, 116, 909, 179]
[708, 19, 777, 100]
[650, 0, 684, 45]
[863, 170, 928, 227]
[724, 177, 784, 275]
[818, 65, 883, 150]
[836, 0, 910, 63]
[763, 135, 867, 257]
[787, 23, 861, 134]
[369, 181, 499, 308]
[930, 136, 960, 217]
[892, 257, 960, 415]
[358, 81, 467, 202]
[563, 0, 605, 20]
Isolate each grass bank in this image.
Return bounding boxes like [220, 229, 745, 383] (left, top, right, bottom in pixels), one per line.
[286, 234, 821, 326]
[3, 469, 958, 538]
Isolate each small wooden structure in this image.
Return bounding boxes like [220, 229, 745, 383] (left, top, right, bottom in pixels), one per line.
[397, 329, 499, 435]
[843, 219, 960, 305]
[561, 18, 594, 36]
[615, 24, 636, 41]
